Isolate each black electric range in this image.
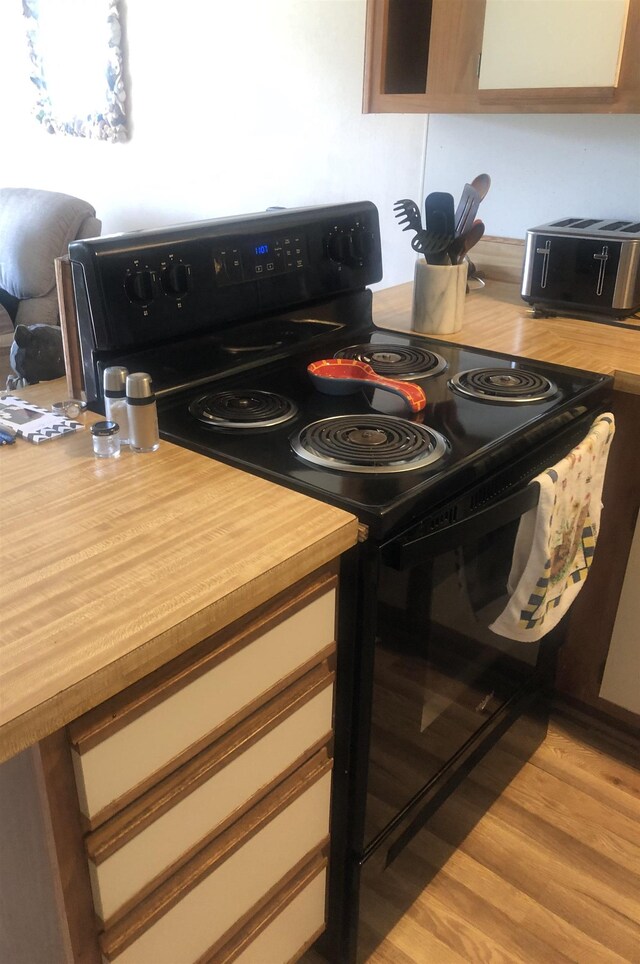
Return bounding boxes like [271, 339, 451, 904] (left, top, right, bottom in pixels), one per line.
[69, 202, 613, 963]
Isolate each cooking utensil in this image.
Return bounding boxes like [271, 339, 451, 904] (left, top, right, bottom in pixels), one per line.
[425, 192, 455, 237]
[308, 359, 426, 412]
[454, 174, 491, 237]
[454, 183, 480, 236]
[410, 230, 453, 264]
[470, 173, 491, 202]
[422, 192, 456, 264]
[461, 219, 485, 258]
[393, 199, 423, 234]
[448, 219, 485, 264]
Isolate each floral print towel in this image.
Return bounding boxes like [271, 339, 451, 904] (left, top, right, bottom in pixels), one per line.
[490, 413, 615, 642]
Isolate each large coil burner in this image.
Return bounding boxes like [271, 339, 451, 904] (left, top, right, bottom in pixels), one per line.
[189, 390, 298, 429]
[291, 414, 448, 474]
[334, 343, 447, 380]
[449, 367, 557, 403]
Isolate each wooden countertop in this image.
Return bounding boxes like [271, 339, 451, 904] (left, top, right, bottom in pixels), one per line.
[373, 280, 640, 394]
[0, 384, 358, 762]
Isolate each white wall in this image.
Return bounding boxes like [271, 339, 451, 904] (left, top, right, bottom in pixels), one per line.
[422, 113, 640, 240]
[1, 1, 639, 289]
[0, 0, 426, 288]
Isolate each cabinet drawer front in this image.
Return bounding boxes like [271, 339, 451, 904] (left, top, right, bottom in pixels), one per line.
[106, 770, 331, 964]
[72, 586, 336, 822]
[89, 682, 334, 924]
[232, 867, 326, 964]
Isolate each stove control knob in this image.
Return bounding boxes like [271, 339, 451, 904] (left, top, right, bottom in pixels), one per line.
[326, 229, 349, 265]
[349, 224, 371, 266]
[326, 225, 370, 268]
[124, 269, 158, 305]
[161, 261, 192, 297]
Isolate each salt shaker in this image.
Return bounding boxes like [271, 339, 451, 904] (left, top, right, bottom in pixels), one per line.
[103, 366, 130, 444]
[126, 372, 160, 453]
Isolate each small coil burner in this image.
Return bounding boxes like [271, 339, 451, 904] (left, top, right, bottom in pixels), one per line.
[189, 390, 298, 429]
[291, 414, 448, 474]
[449, 368, 557, 403]
[334, 344, 447, 380]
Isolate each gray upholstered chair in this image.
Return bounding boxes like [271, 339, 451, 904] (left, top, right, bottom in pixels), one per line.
[0, 188, 101, 343]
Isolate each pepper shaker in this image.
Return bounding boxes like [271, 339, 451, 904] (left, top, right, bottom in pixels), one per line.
[126, 372, 160, 453]
[103, 366, 130, 444]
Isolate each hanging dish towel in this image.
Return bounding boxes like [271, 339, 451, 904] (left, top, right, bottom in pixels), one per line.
[490, 412, 615, 642]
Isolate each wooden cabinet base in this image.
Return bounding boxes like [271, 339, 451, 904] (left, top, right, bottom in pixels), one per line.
[556, 390, 640, 728]
[2, 565, 340, 964]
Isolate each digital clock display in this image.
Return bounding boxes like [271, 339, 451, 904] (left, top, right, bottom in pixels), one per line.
[255, 243, 269, 256]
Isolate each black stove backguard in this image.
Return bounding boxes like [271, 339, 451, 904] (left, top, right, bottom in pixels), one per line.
[69, 202, 614, 964]
[69, 201, 383, 405]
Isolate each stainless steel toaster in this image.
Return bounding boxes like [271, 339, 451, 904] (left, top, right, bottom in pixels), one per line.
[521, 217, 640, 319]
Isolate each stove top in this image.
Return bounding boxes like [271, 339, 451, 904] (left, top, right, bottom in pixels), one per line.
[157, 328, 611, 536]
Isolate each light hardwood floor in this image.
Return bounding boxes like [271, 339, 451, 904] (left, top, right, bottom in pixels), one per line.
[306, 705, 640, 963]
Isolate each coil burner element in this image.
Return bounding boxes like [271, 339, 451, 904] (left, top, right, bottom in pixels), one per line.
[291, 415, 448, 473]
[449, 368, 557, 403]
[189, 390, 298, 429]
[334, 343, 447, 380]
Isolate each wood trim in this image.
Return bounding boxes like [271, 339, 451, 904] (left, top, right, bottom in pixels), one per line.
[36, 731, 101, 964]
[69, 568, 337, 753]
[362, 0, 387, 111]
[617, 0, 640, 110]
[554, 692, 640, 737]
[99, 753, 332, 960]
[87, 663, 334, 864]
[95, 738, 333, 931]
[477, 85, 616, 105]
[202, 851, 328, 964]
[54, 255, 84, 400]
[79, 641, 336, 832]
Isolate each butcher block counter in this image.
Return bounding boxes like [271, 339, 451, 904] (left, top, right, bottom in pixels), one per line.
[0, 380, 358, 764]
[373, 279, 640, 395]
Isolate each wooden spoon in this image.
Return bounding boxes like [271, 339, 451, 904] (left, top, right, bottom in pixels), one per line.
[470, 173, 491, 202]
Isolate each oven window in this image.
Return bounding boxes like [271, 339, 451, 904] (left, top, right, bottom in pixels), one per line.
[366, 518, 540, 848]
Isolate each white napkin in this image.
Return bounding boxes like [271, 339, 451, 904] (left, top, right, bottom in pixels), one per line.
[490, 412, 615, 642]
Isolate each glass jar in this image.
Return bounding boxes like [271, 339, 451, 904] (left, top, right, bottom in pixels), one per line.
[90, 420, 121, 459]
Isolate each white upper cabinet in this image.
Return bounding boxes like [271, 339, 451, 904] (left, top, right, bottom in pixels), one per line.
[479, 0, 629, 91]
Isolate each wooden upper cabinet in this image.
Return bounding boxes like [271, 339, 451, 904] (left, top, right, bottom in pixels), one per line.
[363, 0, 640, 113]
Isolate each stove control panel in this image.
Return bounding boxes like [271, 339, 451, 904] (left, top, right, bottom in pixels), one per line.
[69, 202, 382, 359]
[212, 232, 307, 286]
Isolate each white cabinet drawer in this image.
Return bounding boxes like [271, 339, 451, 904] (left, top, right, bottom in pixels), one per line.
[233, 865, 327, 964]
[102, 765, 332, 964]
[87, 668, 334, 925]
[69, 577, 336, 825]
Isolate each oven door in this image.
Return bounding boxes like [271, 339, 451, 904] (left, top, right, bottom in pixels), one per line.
[361, 481, 557, 860]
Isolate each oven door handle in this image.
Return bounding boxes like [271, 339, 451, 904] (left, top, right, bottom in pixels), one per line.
[383, 482, 540, 570]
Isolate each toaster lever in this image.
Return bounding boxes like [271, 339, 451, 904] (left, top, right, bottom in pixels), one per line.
[535, 240, 551, 289]
[593, 245, 609, 297]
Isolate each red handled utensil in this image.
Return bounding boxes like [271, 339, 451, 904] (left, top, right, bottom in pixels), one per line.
[308, 359, 426, 412]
